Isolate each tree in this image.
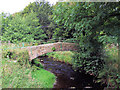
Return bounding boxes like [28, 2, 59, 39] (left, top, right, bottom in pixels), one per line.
[52, 2, 76, 39]
[2, 12, 47, 43]
[21, 1, 54, 39]
[52, 2, 120, 87]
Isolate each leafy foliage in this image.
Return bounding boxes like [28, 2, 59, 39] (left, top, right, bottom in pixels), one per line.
[1, 1, 53, 43]
[1, 1, 120, 88]
[21, 1, 54, 39]
[52, 2, 120, 88]
[97, 44, 119, 88]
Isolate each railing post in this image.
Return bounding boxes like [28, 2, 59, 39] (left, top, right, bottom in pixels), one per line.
[59, 37, 62, 42]
[8, 41, 10, 46]
[60, 43, 62, 51]
[22, 42, 24, 47]
[31, 46, 33, 55]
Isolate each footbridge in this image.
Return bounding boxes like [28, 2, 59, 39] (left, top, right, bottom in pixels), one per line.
[25, 42, 78, 61]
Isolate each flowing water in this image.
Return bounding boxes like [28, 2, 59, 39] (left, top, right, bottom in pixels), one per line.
[37, 56, 105, 89]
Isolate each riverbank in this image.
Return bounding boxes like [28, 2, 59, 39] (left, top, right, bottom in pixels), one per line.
[2, 58, 56, 88]
[45, 44, 119, 88]
[38, 56, 105, 89]
[2, 47, 56, 88]
[46, 51, 75, 64]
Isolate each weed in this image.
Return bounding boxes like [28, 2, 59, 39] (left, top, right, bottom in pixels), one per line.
[52, 47, 56, 51]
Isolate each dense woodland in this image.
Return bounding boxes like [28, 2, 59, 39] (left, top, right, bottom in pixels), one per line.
[1, 1, 120, 88]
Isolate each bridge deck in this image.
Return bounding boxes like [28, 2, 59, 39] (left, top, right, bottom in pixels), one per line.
[22, 42, 77, 61]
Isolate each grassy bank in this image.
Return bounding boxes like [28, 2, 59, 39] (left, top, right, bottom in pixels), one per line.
[31, 69, 56, 88]
[46, 51, 75, 64]
[2, 46, 56, 88]
[46, 44, 119, 88]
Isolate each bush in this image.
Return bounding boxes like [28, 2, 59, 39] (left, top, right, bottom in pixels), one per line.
[64, 38, 75, 43]
[97, 44, 119, 88]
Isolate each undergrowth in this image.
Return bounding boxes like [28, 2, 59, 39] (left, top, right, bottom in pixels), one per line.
[2, 45, 56, 88]
[46, 46, 120, 88]
[97, 44, 120, 88]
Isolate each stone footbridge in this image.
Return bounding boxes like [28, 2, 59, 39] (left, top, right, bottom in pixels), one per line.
[24, 42, 78, 61]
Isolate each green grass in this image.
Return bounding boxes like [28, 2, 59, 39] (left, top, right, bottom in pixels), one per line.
[2, 58, 38, 88]
[46, 51, 75, 64]
[31, 69, 56, 88]
[2, 44, 56, 88]
[2, 58, 56, 88]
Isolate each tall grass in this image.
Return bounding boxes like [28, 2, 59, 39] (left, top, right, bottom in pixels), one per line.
[2, 44, 56, 88]
[2, 58, 40, 88]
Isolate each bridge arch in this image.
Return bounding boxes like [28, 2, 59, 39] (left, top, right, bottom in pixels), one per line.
[25, 42, 78, 61]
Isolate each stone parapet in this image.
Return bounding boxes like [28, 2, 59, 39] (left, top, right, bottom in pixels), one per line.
[25, 42, 77, 61]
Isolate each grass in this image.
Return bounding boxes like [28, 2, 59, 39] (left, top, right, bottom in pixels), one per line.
[46, 51, 75, 64]
[104, 44, 118, 60]
[31, 69, 56, 88]
[46, 45, 119, 88]
[0, 45, 2, 89]
[2, 58, 38, 88]
[2, 44, 56, 88]
[2, 58, 56, 88]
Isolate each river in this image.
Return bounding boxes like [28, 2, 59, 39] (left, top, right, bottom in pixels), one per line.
[37, 56, 105, 89]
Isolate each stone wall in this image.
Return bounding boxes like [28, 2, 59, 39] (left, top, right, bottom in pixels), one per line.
[25, 42, 78, 61]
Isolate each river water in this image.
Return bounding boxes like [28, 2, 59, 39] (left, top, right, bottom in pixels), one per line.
[37, 56, 105, 89]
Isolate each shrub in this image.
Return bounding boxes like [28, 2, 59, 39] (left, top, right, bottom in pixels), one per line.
[97, 44, 119, 88]
[64, 38, 75, 43]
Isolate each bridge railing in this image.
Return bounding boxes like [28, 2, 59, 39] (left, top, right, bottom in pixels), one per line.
[1, 38, 77, 50]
